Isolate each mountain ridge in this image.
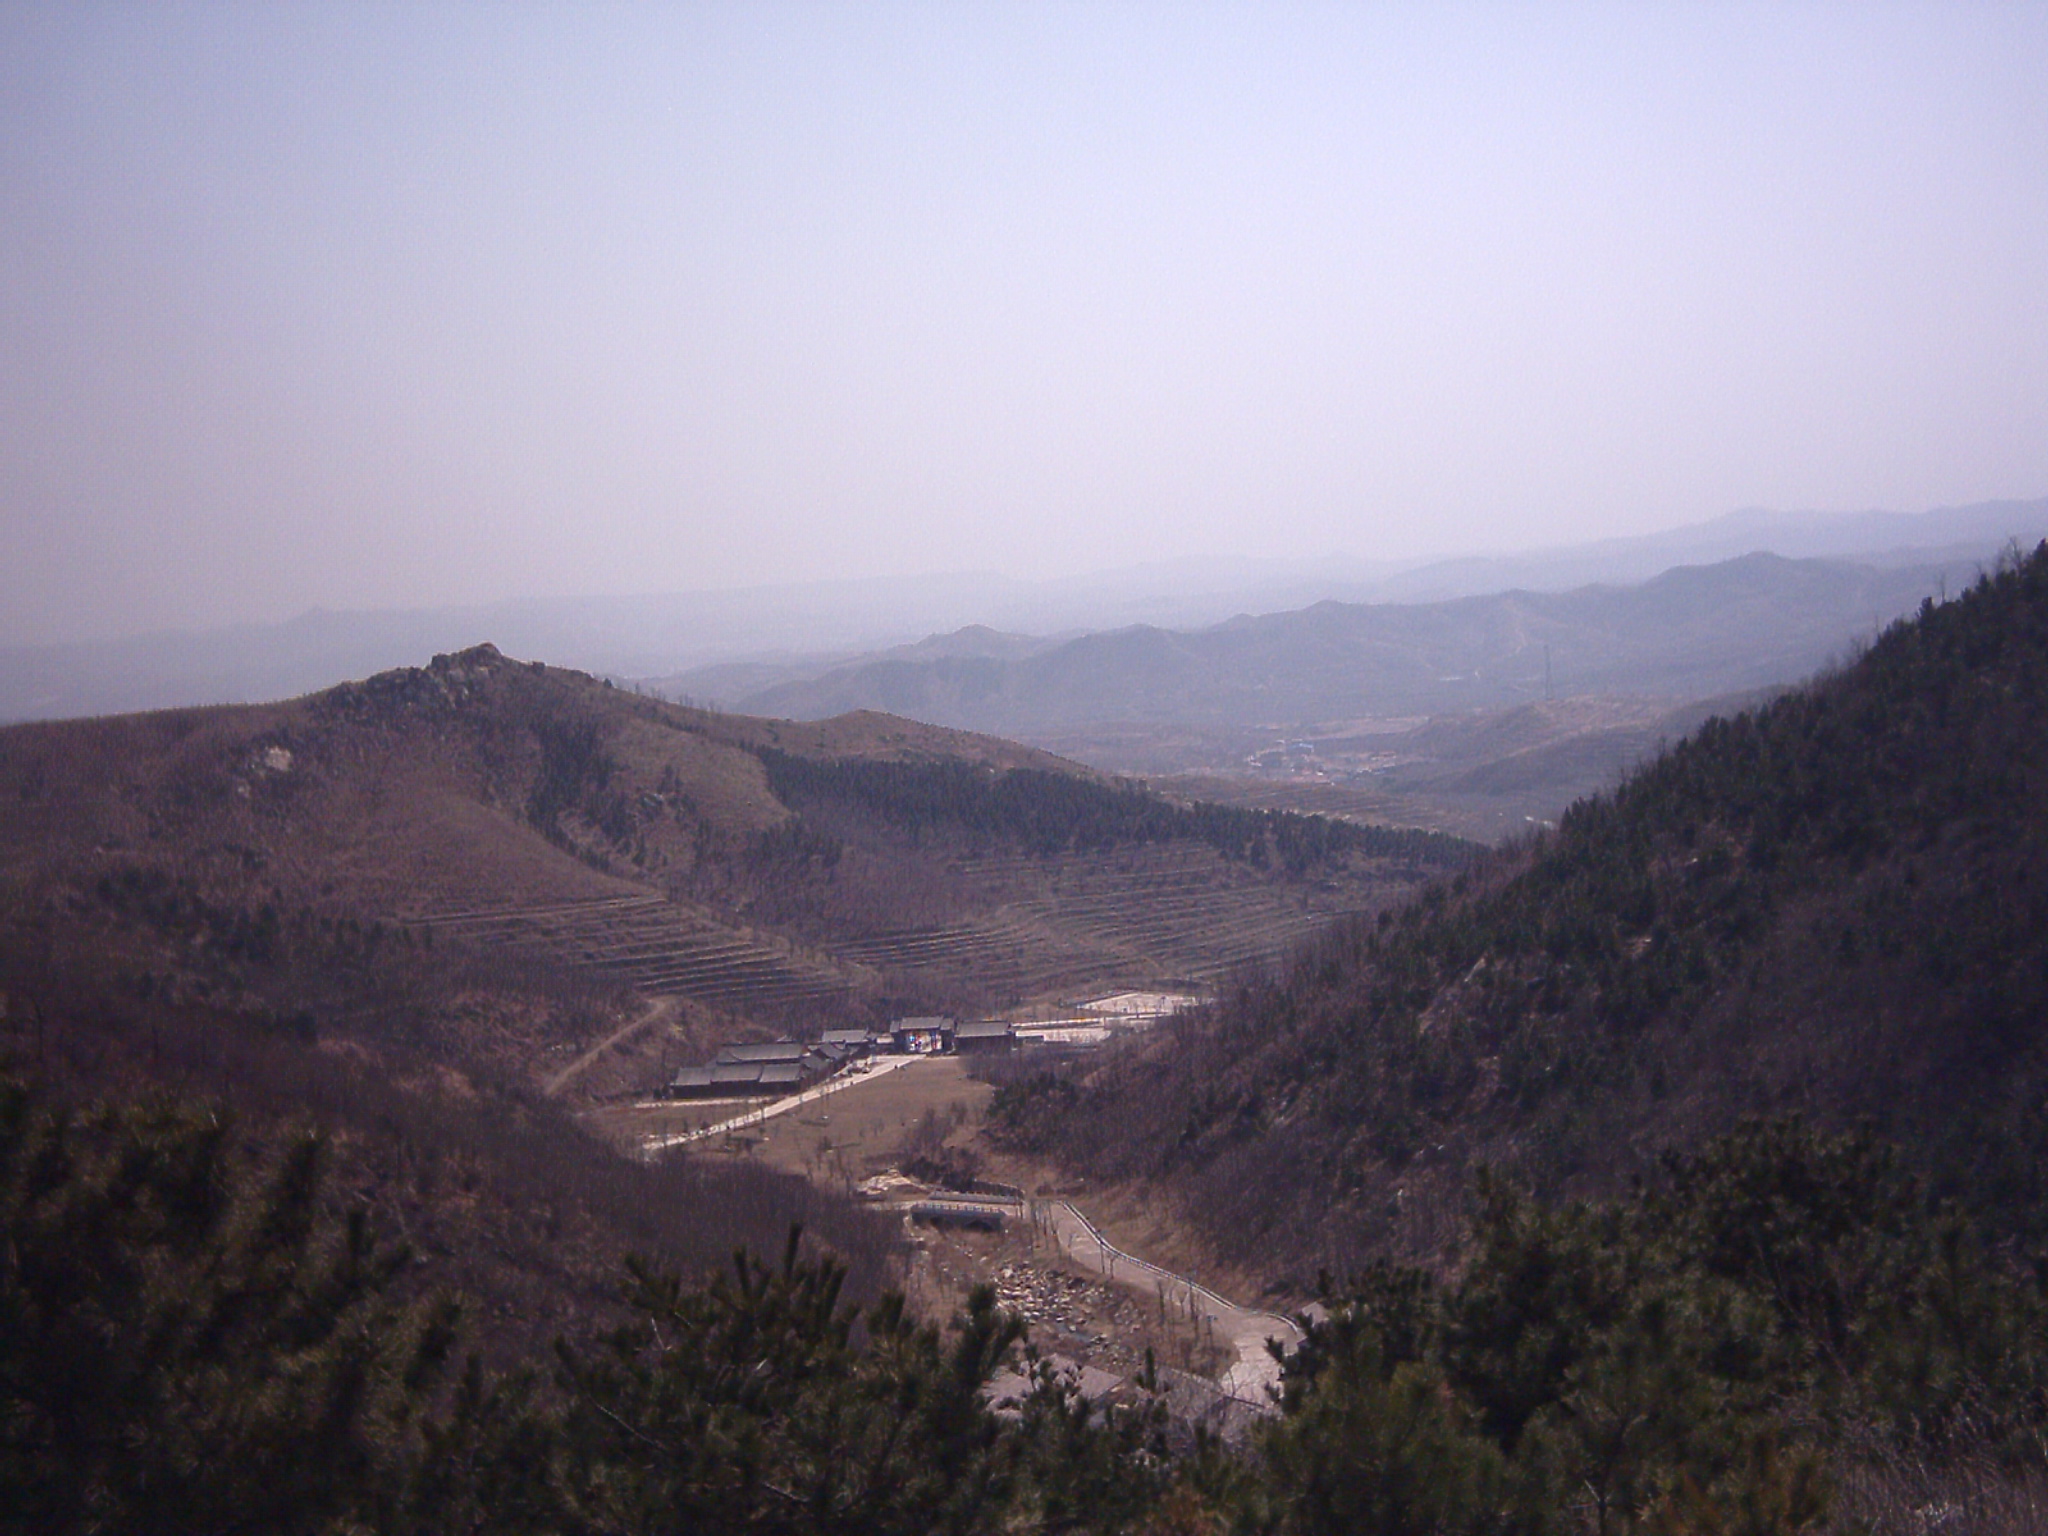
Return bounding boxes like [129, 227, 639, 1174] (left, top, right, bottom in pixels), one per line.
[731, 552, 1993, 738]
[8, 496, 2043, 724]
[991, 541, 2048, 1281]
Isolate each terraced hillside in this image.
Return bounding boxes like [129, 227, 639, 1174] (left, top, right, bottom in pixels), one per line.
[825, 843, 1346, 1000]
[0, 644, 1473, 1086]
[399, 894, 865, 1013]
[396, 785, 1442, 1018]
[724, 748, 1472, 1012]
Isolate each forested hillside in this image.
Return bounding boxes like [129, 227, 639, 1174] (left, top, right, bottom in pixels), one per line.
[995, 543, 2048, 1276]
[758, 749, 1468, 872]
[13, 586, 2048, 1531]
[15, 1068, 2048, 1533]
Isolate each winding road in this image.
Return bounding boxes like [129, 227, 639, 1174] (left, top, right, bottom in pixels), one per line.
[636, 1054, 1302, 1409]
[1030, 1197, 1303, 1407]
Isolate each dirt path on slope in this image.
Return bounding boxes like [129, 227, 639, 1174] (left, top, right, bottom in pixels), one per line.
[544, 995, 678, 1098]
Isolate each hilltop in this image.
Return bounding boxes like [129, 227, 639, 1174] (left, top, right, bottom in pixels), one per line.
[0, 644, 1472, 1343]
[0, 645, 1465, 1077]
[993, 543, 2048, 1282]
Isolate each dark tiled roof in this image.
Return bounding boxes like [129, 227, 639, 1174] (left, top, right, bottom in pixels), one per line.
[716, 1041, 810, 1064]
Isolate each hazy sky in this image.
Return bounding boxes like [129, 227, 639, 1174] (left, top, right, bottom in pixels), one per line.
[4, 3, 2045, 645]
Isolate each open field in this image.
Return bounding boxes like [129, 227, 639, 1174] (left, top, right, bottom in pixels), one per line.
[596, 1055, 994, 1180]
[641, 1055, 926, 1150]
[614, 1053, 1257, 1406]
[617, 1054, 1286, 1425]
[604, 1048, 1297, 1327]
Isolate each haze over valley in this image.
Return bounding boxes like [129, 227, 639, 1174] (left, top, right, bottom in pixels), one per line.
[11, 500, 2047, 847]
[6, 6, 2048, 1532]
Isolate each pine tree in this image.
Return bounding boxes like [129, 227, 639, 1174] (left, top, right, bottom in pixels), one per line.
[0, 1073, 459, 1535]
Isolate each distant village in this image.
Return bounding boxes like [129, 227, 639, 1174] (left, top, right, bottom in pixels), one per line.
[664, 991, 1198, 1102]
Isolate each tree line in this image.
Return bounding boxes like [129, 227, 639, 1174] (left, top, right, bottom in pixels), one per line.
[0, 1069, 1165, 1535]
[9, 1068, 2044, 1533]
[756, 749, 1475, 874]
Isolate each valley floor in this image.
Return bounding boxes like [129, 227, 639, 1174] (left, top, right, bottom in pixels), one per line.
[609, 1055, 1302, 1429]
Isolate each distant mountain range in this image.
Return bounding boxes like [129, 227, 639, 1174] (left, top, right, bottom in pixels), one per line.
[1348, 496, 2048, 601]
[700, 551, 2004, 736]
[3, 497, 2042, 724]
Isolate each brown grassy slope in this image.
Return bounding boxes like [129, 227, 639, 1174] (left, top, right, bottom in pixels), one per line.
[0, 953, 899, 1365]
[688, 704, 1088, 769]
[0, 645, 990, 1341]
[0, 649, 1087, 1026]
[0, 646, 1079, 913]
[0, 644, 1454, 1060]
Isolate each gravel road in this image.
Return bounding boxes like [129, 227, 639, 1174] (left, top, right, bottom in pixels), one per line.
[1032, 1198, 1302, 1408]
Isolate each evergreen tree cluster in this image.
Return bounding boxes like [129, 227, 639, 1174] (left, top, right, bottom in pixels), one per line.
[0, 1073, 461, 1532]
[756, 749, 1474, 873]
[10, 1070, 2048, 1534]
[94, 864, 287, 965]
[1241, 1120, 2048, 1536]
[524, 711, 630, 847]
[0, 1071, 1170, 1536]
